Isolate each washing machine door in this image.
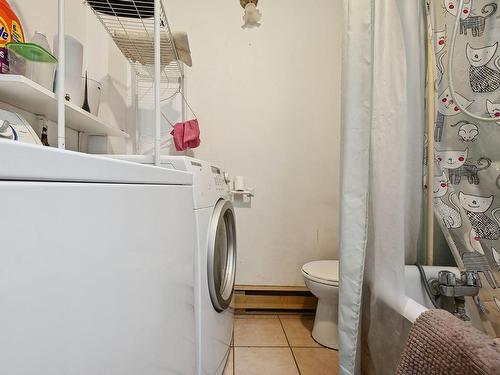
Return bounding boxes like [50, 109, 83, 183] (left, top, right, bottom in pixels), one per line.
[208, 199, 237, 312]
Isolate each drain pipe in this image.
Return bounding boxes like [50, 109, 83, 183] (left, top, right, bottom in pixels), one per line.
[425, 27, 435, 266]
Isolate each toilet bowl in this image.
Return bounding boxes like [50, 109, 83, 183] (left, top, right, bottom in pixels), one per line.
[302, 260, 339, 349]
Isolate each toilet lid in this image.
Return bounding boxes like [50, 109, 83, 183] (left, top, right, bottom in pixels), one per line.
[302, 260, 339, 286]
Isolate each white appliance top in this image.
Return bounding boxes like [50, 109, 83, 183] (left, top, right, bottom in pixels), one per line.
[105, 155, 231, 209]
[0, 141, 192, 185]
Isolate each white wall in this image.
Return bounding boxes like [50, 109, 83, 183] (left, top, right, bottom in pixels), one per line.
[167, 0, 343, 286]
[7, 0, 342, 286]
[4, 0, 131, 153]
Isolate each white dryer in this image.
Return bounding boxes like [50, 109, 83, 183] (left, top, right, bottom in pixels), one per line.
[0, 143, 197, 375]
[107, 155, 237, 375]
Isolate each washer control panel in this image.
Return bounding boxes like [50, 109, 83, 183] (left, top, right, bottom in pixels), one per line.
[211, 166, 229, 193]
[155, 156, 231, 208]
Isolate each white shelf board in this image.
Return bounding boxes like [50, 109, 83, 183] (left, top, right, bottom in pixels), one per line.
[0, 75, 129, 138]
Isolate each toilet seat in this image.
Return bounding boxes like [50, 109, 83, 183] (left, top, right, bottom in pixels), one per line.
[302, 260, 339, 286]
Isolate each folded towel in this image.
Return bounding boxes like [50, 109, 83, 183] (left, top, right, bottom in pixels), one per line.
[172, 32, 192, 67]
[112, 30, 192, 67]
[397, 309, 500, 375]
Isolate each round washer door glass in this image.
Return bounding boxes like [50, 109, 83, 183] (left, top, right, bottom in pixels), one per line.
[208, 200, 237, 312]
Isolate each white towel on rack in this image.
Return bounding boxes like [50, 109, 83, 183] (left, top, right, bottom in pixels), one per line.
[172, 32, 192, 67]
[111, 30, 192, 67]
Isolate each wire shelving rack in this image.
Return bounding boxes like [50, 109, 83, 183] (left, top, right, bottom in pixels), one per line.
[53, 0, 185, 162]
[77, 0, 185, 164]
[85, 0, 184, 100]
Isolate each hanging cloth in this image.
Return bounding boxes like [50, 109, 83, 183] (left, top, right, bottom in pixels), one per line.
[170, 119, 200, 151]
[163, 92, 201, 151]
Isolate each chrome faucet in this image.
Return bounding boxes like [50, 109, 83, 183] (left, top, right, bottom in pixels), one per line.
[429, 270, 480, 321]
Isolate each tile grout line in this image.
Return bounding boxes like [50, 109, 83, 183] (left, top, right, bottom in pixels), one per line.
[233, 345, 293, 348]
[233, 318, 279, 321]
[233, 345, 332, 352]
[232, 326, 235, 375]
[278, 315, 302, 375]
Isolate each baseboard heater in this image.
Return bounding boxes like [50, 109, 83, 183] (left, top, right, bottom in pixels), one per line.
[232, 285, 318, 312]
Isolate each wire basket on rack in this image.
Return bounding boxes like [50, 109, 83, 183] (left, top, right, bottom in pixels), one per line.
[85, 0, 184, 99]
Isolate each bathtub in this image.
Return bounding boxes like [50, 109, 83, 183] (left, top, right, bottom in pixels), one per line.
[362, 265, 484, 375]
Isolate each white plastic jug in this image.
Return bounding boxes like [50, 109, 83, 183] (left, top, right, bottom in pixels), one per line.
[53, 34, 84, 106]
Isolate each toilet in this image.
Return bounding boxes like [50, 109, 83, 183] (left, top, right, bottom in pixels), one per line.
[302, 260, 339, 349]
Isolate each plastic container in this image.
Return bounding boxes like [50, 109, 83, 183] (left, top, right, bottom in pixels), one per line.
[7, 42, 57, 91]
[81, 75, 102, 116]
[53, 34, 84, 105]
[28, 32, 56, 90]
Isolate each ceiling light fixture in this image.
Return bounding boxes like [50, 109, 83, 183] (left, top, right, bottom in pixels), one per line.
[240, 0, 262, 29]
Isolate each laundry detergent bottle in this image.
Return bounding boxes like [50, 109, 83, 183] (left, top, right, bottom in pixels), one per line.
[0, 0, 24, 73]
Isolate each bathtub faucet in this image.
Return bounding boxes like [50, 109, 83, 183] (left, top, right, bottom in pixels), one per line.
[429, 270, 480, 321]
[433, 270, 480, 297]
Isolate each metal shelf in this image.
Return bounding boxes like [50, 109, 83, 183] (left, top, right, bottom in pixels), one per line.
[0, 75, 129, 138]
[86, 0, 184, 100]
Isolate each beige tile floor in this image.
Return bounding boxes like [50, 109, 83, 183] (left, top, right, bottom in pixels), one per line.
[223, 313, 339, 375]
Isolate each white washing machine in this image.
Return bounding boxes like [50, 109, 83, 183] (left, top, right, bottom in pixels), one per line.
[168, 157, 236, 375]
[107, 155, 237, 375]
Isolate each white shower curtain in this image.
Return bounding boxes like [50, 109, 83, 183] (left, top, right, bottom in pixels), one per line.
[339, 1, 425, 374]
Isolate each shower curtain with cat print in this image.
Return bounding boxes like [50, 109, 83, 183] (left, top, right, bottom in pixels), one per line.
[428, 0, 500, 335]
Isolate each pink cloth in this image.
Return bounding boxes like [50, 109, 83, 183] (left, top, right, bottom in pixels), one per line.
[183, 119, 201, 149]
[170, 123, 185, 151]
[170, 119, 201, 151]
